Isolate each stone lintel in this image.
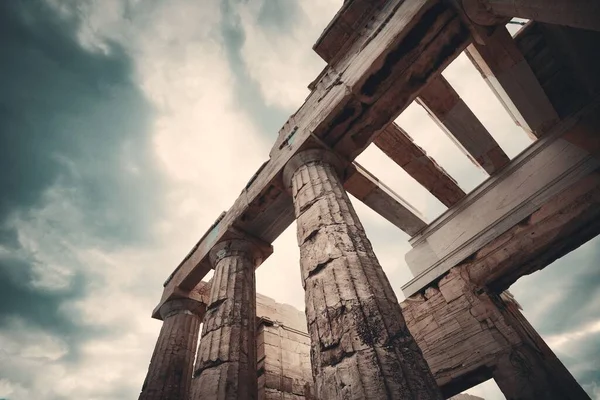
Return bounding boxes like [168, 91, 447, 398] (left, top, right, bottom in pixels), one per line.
[312, 0, 386, 63]
[466, 26, 559, 138]
[374, 123, 466, 208]
[403, 102, 600, 297]
[344, 161, 428, 236]
[417, 74, 509, 175]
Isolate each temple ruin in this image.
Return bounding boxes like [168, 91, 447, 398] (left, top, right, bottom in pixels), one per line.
[139, 0, 600, 399]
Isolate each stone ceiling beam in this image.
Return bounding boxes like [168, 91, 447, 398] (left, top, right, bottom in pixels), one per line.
[403, 100, 600, 297]
[373, 123, 466, 208]
[344, 162, 428, 236]
[466, 26, 559, 139]
[417, 74, 509, 175]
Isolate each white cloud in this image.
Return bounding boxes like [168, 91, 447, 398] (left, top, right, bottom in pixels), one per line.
[465, 379, 506, 400]
[0, 319, 68, 362]
[4, 1, 599, 399]
[237, 0, 340, 109]
[584, 382, 600, 400]
[546, 320, 600, 351]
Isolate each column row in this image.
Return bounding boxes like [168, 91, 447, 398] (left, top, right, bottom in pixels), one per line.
[139, 149, 445, 400]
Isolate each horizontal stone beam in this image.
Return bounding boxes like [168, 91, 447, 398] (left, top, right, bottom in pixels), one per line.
[313, 0, 386, 63]
[466, 26, 559, 138]
[154, 0, 472, 316]
[345, 162, 428, 236]
[374, 123, 466, 208]
[512, 21, 600, 119]
[417, 74, 509, 175]
[402, 100, 600, 297]
[466, 167, 600, 292]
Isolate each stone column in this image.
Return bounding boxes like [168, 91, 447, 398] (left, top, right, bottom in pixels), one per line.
[139, 298, 204, 400]
[461, 0, 600, 32]
[190, 239, 258, 400]
[491, 293, 591, 400]
[283, 149, 442, 400]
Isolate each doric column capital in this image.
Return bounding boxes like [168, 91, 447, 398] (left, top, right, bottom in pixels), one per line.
[159, 298, 205, 320]
[208, 239, 266, 269]
[282, 148, 345, 191]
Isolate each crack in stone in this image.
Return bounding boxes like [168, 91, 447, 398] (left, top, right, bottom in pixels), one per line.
[302, 229, 319, 245]
[307, 256, 341, 279]
[295, 178, 309, 194]
[297, 195, 320, 214]
[206, 297, 227, 311]
[301, 221, 354, 245]
[193, 358, 228, 377]
[326, 347, 357, 368]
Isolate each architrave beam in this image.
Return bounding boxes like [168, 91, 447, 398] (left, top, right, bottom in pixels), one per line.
[402, 100, 600, 297]
[154, 0, 472, 317]
[417, 74, 509, 174]
[466, 26, 559, 138]
[345, 162, 428, 236]
[373, 123, 466, 208]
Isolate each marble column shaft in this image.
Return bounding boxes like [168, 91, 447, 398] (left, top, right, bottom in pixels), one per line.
[139, 299, 204, 400]
[284, 149, 443, 400]
[191, 239, 258, 400]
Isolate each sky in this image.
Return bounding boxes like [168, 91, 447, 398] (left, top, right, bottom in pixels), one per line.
[0, 1, 598, 399]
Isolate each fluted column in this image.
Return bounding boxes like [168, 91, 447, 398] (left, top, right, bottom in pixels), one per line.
[190, 239, 258, 400]
[283, 149, 443, 400]
[139, 298, 204, 400]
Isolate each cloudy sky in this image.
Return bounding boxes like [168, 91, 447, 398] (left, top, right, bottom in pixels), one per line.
[0, 1, 598, 399]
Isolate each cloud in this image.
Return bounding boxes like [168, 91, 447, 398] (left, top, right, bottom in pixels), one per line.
[1, 0, 598, 399]
[218, 0, 291, 137]
[0, 0, 322, 398]
[0, 0, 168, 398]
[0, 0, 161, 322]
[233, 0, 339, 111]
[511, 235, 600, 394]
[513, 237, 600, 336]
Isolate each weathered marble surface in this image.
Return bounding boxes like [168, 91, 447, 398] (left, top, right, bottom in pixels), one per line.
[191, 240, 258, 400]
[285, 149, 442, 400]
[139, 299, 204, 400]
[402, 268, 590, 400]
